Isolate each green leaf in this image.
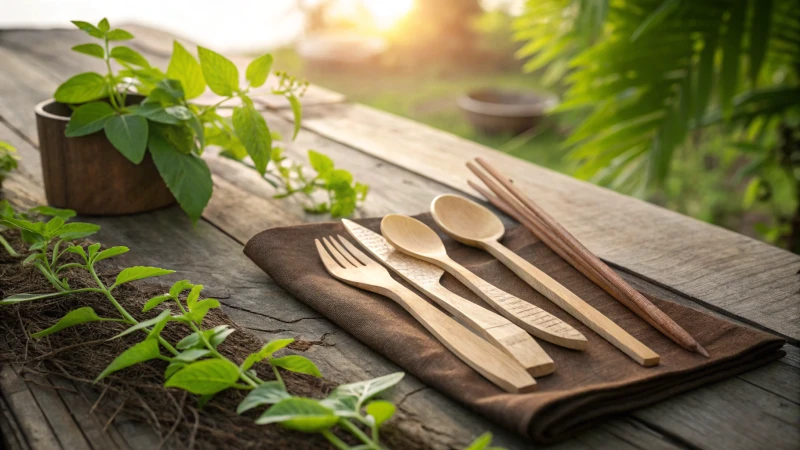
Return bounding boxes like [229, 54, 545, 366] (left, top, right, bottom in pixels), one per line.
[232, 103, 271, 174]
[630, 0, 681, 42]
[0, 292, 69, 305]
[164, 359, 240, 395]
[67, 245, 87, 262]
[165, 362, 185, 379]
[365, 400, 395, 427]
[149, 79, 185, 104]
[241, 338, 294, 371]
[45, 217, 65, 234]
[287, 94, 302, 140]
[115, 266, 175, 286]
[176, 331, 204, 350]
[185, 284, 203, 309]
[695, 31, 718, 126]
[28, 206, 76, 220]
[54, 222, 100, 240]
[31, 307, 104, 338]
[131, 103, 180, 124]
[105, 114, 149, 164]
[71, 43, 104, 59]
[270, 355, 321, 378]
[246, 54, 273, 88]
[255, 398, 338, 432]
[210, 327, 235, 348]
[113, 309, 172, 339]
[167, 41, 205, 99]
[92, 246, 129, 263]
[148, 131, 213, 223]
[87, 243, 101, 260]
[308, 150, 334, 175]
[54, 72, 107, 104]
[107, 29, 134, 41]
[97, 18, 110, 32]
[71, 21, 104, 38]
[165, 106, 192, 120]
[720, 3, 746, 113]
[328, 372, 404, 409]
[188, 298, 219, 323]
[173, 349, 211, 363]
[465, 432, 493, 450]
[169, 280, 195, 297]
[743, 177, 762, 208]
[237, 381, 290, 414]
[96, 339, 160, 382]
[749, 0, 772, 85]
[110, 46, 150, 68]
[142, 294, 172, 312]
[65, 101, 116, 137]
[197, 47, 239, 96]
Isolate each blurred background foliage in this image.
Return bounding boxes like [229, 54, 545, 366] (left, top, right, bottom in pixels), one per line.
[277, 0, 799, 253]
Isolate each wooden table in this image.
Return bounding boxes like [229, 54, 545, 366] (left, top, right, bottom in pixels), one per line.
[1, 26, 798, 450]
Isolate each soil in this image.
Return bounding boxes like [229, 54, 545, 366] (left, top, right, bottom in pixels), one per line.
[0, 229, 427, 450]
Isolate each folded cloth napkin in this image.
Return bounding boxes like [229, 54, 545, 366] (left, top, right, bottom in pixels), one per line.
[244, 214, 785, 444]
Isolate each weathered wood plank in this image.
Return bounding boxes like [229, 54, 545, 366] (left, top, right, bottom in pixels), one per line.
[0, 364, 62, 450]
[277, 103, 800, 343]
[0, 392, 31, 450]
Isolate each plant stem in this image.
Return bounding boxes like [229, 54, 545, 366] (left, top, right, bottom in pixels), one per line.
[88, 264, 179, 356]
[338, 419, 379, 450]
[322, 430, 351, 450]
[103, 37, 122, 111]
[0, 235, 20, 257]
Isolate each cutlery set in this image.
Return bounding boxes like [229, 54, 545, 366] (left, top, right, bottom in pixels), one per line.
[315, 159, 706, 393]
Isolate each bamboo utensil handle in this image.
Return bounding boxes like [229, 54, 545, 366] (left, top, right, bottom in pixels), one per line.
[436, 255, 587, 351]
[481, 239, 659, 366]
[425, 283, 555, 377]
[470, 158, 708, 357]
[384, 280, 538, 393]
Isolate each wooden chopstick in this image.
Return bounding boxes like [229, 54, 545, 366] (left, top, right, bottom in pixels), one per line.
[468, 158, 709, 357]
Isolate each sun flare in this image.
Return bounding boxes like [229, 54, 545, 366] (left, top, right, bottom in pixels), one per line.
[361, 0, 415, 30]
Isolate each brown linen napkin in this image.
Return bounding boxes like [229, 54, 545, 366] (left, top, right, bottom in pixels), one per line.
[244, 214, 785, 444]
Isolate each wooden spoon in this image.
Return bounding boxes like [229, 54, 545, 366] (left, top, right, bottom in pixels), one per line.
[430, 194, 659, 366]
[381, 214, 587, 350]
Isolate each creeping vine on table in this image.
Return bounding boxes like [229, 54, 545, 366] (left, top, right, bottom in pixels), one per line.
[58, 18, 367, 222]
[0, 201, 503, 449]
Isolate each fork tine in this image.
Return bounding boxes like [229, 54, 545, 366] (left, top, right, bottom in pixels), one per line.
[328, 236, 361, 267]
[314, 239, 341, 274]
[336, 235, 377, 267]
[322, 237, 356, 269]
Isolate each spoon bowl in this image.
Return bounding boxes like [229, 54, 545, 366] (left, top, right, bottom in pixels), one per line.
[431, 194, 505, 247]
[380, 214, 449, 261]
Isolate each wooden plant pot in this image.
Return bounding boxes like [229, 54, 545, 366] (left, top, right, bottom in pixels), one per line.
[35, 98, 176, 215]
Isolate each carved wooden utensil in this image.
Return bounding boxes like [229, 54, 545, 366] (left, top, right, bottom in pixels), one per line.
[430, 194, 660, 367]
[381, 214, 587, 350]
[342, 219, 555, 377]
[315, 235, 537, 393]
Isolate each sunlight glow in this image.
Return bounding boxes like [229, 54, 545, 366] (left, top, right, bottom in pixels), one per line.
[361, 0, 414, 30]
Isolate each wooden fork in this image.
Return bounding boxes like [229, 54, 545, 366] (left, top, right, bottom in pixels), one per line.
[315, 235, 537, 393]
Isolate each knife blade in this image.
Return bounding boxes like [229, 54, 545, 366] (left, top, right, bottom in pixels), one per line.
[342, 219, 554, 377]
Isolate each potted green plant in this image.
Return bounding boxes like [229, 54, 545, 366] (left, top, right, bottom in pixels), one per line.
[37, 19, 364, 222]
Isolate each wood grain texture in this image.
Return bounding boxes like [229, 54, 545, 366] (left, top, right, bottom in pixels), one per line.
[381, 214, 587, 350]
[35, 99, 175, 215]
[342, 218, 555, 377]
[431, 193, 659, 366]
[279, 102, 800, 343]
[316, 236, 537, 393]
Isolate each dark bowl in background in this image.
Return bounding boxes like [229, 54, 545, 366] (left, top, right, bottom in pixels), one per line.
[457, 88, 557, 135]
